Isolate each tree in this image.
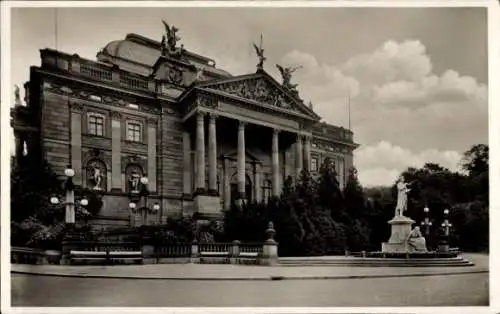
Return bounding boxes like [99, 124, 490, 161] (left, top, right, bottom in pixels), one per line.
[343, 167, 366, 219]
[461, 144, 488, 176]
[316, 158, 344, 221]
[11, 157, 64, 224]
[11, 157, 103, 248]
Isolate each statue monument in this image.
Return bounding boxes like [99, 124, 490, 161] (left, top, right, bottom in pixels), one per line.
[382, 177, 427, 253]
[161, 20, 184, 58]
[276, 64, 302, 93]
[253, 34, 266, 71]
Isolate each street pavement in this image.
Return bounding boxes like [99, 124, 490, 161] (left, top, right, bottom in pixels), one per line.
[11, 253, 488, 280]
[10, 254, 489, 307]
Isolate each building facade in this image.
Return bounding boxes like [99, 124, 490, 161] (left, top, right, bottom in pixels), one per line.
[11, 30, 358, 230]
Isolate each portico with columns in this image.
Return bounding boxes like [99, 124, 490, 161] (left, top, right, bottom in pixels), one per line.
[179, 70, 320, 217]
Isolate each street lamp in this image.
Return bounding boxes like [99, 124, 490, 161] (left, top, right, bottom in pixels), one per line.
[439, 208, 452, 252]
[50, 165, 89, 225]
[420, 206, 432, 237]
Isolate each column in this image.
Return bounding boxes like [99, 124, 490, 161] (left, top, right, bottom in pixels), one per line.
[65, 188, 75, 224]
[70, 103, 83, 185]
[195, 112, 206, 193]
[182, 131, 192, 195]
[295, 133, 303, 177]
[208, 114, 218, 194]
[111, 112, 122, 190]
[147, 118, 157, 193]
[303, 135, 311, 172]
[254, 163, 262, 202]
[223, 158, 231, 209]
[237, 121, 246, 199]
[272, 129, 280, 197]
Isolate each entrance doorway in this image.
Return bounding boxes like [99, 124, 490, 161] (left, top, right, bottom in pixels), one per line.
[230, 173, 252, 205]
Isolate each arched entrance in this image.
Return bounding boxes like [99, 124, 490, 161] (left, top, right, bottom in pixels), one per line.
[230, 173, 252, 205]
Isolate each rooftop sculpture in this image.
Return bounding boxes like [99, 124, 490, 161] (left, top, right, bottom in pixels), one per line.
[253, 34, 266, 71]
[276, 64, 302, 94]
[161, 20, 184, 58]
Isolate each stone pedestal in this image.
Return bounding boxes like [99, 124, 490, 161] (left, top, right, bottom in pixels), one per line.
[194, 195, 221, 216]
[381, 215, 415, 253]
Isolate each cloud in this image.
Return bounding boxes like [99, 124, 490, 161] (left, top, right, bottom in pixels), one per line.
[279, 40, 487, 186]
[355, 141, 463, 187]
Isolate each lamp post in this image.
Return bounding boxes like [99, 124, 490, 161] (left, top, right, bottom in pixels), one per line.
[439, 208, 452, 252]
[128, 175, 160, 226]
[50, 165, 89, 229]
[420, 206, 432, 237]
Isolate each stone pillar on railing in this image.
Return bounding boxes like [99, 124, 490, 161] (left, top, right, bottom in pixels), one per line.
[262, 221, 278, 266]
[141, 241, 155, 264]
[111, 67, 120, 84]
[70, 59, 80, 74]
[231, 240, 240, 265]
[190, 240, 200, 264]
[61, 240, 78, 265]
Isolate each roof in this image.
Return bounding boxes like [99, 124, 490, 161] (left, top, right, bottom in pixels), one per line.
[97, 33, 232, 78]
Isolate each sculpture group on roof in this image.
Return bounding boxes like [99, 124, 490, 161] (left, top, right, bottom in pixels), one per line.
[161, 20, 184, 58]
[276, 64, 302, 93]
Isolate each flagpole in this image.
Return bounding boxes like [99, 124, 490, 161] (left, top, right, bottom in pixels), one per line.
[348, 94, 351, 131]
[54, 8, 58, 50]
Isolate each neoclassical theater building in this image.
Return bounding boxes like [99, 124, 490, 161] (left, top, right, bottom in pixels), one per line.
[11, 25, 358, 229]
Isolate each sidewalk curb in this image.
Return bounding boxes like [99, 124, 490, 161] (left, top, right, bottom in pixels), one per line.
[11, 269, 488, 281]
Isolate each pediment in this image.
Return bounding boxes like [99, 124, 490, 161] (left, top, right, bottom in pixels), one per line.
[196, 71, 319, 120]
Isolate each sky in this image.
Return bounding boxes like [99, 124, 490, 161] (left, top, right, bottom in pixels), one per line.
[10, 6, 488, 187]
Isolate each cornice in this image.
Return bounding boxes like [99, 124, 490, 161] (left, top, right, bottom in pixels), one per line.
[35, 67, 156, 101]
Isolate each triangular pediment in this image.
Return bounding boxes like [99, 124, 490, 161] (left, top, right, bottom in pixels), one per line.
[195, 71, 319, 120]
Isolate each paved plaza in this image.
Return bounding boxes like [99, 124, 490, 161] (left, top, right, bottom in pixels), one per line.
[11, 254, 488, 307]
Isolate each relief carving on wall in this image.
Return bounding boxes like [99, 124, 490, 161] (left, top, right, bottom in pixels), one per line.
[197, 95, 217, 109]
[210, 78, 297, 112]
[167, 66, 184, 85]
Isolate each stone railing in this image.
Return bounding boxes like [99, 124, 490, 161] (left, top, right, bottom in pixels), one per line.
[56, 221, 279, 265]
[41, 49, 157, 94]
[11, 247, 47, 265]
[312, 123, 354, 143]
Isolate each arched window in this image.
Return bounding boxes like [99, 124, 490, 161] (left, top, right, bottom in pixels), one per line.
[86, 159, 107, 191]
[125, 164, 144, 193]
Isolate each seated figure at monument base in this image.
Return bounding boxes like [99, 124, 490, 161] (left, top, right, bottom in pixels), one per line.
[406, 226, 427, 252]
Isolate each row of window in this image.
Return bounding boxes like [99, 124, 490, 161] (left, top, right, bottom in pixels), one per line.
[87, 113, 142, 143]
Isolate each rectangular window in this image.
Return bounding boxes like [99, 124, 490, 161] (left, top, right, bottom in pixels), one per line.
[127, 122, 142, 142]
[88, 114, 104, 136]
[311, 158, 318, 172]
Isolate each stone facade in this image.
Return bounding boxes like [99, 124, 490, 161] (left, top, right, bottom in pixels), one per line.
[11, 33, 359, 230]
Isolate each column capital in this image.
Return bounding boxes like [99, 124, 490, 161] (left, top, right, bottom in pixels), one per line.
[273, 128, 280, 136]
[70, 102, 83, 114]
[208, 113, 218, 122]
[238, 120, 246, 129]
[147, 117, 158, 126]
[196, 111, 205, 121]
[110, 111, 122, 120]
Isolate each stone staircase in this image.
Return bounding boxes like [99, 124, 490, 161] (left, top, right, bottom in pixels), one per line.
[279, 256, 474, 267]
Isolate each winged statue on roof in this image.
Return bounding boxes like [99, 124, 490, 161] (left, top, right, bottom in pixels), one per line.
[276, 64, 302, 92]
[253, 34, 266, 70]
[161, 20, 184, 58]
